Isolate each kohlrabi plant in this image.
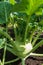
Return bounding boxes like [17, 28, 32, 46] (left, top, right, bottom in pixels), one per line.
[0, 0, 43, 65]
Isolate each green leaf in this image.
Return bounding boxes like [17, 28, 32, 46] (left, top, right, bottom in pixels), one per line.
[36, 8, 43, 15]
[13, 0, 29, 13]
[39, 19, 43, 26]
[9, 0, 16, 5]
[13, 0, 43, 15]
[27, 0, 43, 15]
[0, 18, 6, 24]
[0, 2, 13, 24]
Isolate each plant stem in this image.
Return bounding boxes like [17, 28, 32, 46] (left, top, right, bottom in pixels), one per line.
[22, 58, 25, 65]
[5, 58, 19, 64]
[30, 27, 37, 43]
[30, 53, 43, 56]
[24, 15, 31, 43]
[24, 53, 31, 60]
[24, 53, 43, 61]
[2, 43, 6, 65]
[32, 30, 42, 46]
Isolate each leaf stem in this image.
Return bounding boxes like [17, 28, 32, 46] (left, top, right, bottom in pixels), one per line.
[5, 58, 19, 64]
[24, 52, 43, 60]
[24, 15, 31, 43]
[30, 27, 37, 43]
[32, 30, 42, 46]
[30, 53, 43, 56]
[2, 43, 6, 65]
[22, 58, 25, 65]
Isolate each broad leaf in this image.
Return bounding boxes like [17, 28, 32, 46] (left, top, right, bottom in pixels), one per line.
[13, 0, 43, 15]
[0, 2, 13, 24]
[36, 8, 43, 15]
[27, 0, 43, 15]
[9, 0, 16, 5]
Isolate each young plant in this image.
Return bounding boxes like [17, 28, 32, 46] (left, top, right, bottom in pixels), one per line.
[0, 0, 43, 65]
